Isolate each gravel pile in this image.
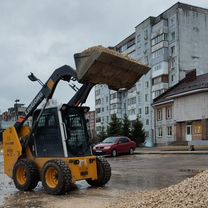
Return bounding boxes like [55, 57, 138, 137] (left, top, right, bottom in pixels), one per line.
[80, 45, 141, 64]
[107, 170, 208, 208]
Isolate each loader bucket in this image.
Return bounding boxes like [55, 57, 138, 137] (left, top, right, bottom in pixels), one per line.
[74, 46, 150, 90]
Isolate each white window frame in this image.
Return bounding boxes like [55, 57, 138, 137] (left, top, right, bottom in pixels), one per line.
[167, 126, 172, 136]
[158, 127, 163, 137]
[157, 109, 163, 121]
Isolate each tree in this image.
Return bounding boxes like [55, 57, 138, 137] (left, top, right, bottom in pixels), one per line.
[107, 114, 122, 136]
[98, 125, 107, 142]
[88, 129, 100, 145]
[121, 114, 131, 137]
[130, 117, 146, 146]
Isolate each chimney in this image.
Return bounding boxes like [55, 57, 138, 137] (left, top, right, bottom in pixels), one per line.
[185, 69, 196, 82]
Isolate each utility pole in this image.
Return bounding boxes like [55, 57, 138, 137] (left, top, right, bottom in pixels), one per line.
[14, 99, 20, 120]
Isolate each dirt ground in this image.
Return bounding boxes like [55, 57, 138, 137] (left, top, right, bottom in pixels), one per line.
[1, 154, 208, 208]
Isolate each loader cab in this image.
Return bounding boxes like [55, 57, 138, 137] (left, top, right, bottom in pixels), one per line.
[30, 105, 91, 158]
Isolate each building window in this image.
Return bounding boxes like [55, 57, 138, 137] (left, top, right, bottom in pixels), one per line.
[152, 76, 162, 85]
[145, 106, 149, 115]
[152, 48, 163, 59]
[128, 97, 136, 105]
[95, 89, 100, 96]
[166, 107, 172, 119]
[146, 119, 149, 125]
[194, 125, 202, 134]
[171, 74, 175, 82]
[170, 17, 175, 26]
[127, 38, 135, 48]
[95, 99, 101, 105]
[144, 29, 148, 39]
[154, 89, 164, 98]
[153, 64, 161, 72]
[96, 108, 101, 114]
[121, 44, 127, 52]
[151, 33, 167, 46]
[157, 109, 163, 121]
[167, 126, 172, 136]
[145, 81, 149, 88]
[138, 95, 141, 103]
[106, 96, 108, 102]
[128, 109, 136, 115]
[169, 58, 176, 69]
[145, 94, 148, 102]
[110, 104, 116, 110]
[158, 127, 163, 137]
[171, 32, 175, 42]
[170, 46, 175, 56]
[138, 108, 142, 115]
[137, 34, 141, 43]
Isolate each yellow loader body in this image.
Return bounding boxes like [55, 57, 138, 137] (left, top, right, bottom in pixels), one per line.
[3, 126, 98, 182]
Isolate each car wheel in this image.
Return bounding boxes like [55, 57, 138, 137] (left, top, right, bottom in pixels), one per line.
[112, 149, 117, 157]
[129, 148, 134, 155]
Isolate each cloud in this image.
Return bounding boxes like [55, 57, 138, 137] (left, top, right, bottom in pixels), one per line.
[0, 0, 207, 112]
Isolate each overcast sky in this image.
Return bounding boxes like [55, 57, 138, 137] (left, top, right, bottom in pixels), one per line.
[0, 0, 207, 113]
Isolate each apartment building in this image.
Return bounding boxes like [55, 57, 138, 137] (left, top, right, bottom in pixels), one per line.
[95, 2, 208, 146]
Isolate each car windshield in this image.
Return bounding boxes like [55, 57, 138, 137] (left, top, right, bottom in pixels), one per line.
[102, 137, 118, 144]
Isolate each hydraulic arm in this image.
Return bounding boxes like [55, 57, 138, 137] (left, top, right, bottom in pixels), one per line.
[14, 65, 77, 131]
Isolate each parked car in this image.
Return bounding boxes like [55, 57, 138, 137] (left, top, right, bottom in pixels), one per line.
[92, 136, 136, 157]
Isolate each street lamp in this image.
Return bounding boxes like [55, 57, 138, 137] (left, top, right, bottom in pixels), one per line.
[14, 99, 20, 120]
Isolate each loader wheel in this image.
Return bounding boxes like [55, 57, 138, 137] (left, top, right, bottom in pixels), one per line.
[86, 157, 111, 187]
[41, 160, 72, 195]
[13, 159, 39, 191]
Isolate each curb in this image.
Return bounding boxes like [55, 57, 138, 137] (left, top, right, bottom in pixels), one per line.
[134, 150, 208, 155]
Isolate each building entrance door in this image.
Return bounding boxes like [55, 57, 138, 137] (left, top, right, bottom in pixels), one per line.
[186, 125, 192, 141]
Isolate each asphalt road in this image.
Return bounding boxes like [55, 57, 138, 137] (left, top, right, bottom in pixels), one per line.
[0, 154, 208, 208]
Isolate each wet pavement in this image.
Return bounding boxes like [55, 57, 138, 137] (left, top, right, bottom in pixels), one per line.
[0, 154, 208, 208]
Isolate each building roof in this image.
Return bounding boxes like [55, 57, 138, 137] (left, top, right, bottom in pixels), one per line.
[153, 70, 208, 106]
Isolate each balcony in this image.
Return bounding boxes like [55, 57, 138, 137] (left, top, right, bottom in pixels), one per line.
[152, 62, 168, 78]
[127, 104, 137, 111]
[129, 114, 137, 121]
[152, 83, 168, 92]
[152, 41, 168, 53]
[110, 98, 122, 104]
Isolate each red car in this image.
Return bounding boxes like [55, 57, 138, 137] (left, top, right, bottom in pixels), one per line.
[92, 136, 136, 157]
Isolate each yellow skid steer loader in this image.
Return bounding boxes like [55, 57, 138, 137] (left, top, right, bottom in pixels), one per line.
[3, 46, 149, 195]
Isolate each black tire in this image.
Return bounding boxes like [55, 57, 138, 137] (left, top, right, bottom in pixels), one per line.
[111, 149, 117, 157]
[86, 157, 111, 187]
[41, 160, 72, 195]
[13, 159, 39, 191]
